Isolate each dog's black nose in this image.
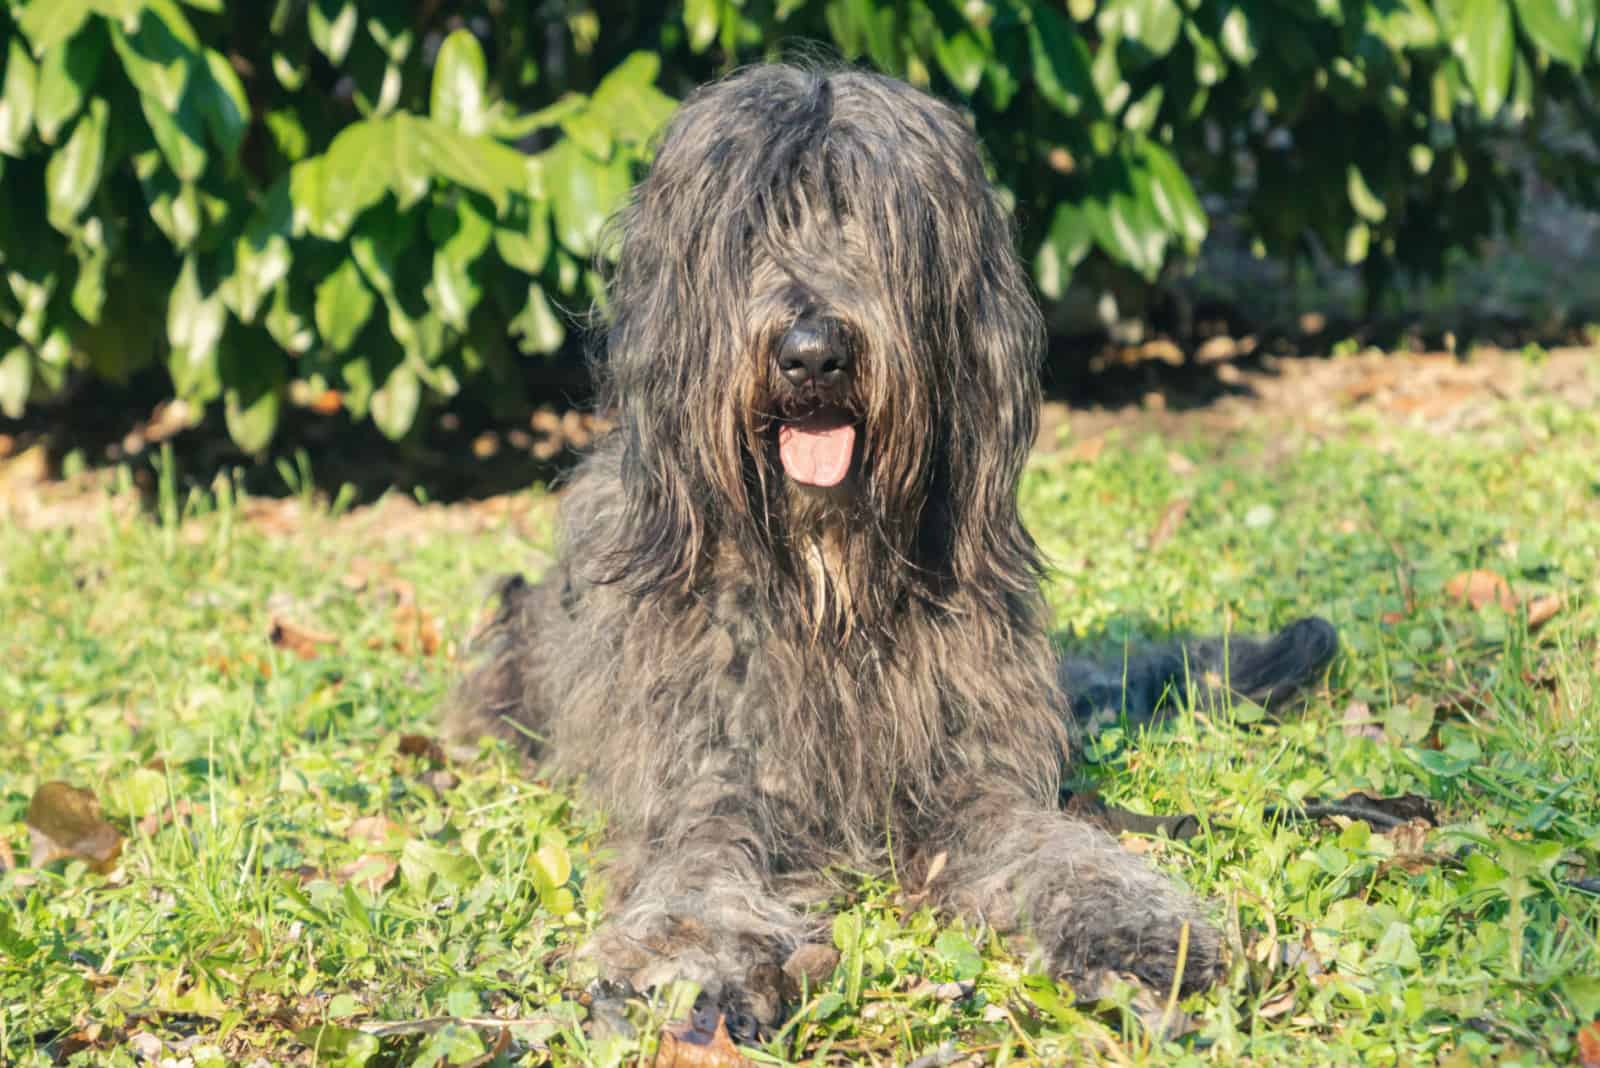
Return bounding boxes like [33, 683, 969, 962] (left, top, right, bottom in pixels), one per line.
[778, 320, 850, 388]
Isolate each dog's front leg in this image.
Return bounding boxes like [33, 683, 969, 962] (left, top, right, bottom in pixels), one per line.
[928, 785, 1223, 997]
[581, 795, 807, 1039]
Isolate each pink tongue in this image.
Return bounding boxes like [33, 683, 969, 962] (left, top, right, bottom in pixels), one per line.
[778, 422, 856, 487]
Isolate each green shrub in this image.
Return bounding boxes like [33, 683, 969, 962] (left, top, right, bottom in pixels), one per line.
[0, 0, 1595, 447]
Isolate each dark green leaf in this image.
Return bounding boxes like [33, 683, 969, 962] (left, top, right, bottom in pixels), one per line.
[509, 283, 564, 355]
[1218, 1, 1258, 64]
[684, 0, 721, 52]
[589, 52, 677, 147]
[427, 194, 493, 330]
[1438, 0, 1515, 118]
[0, 346, 32, 418]
[1138, 138, 1207, 247]
[302, 118, 393, 239]
[314, 258, 376, 352]
[1027, 5, 1096, 117]
[109, 11, 191, 113]
[308, 0, 358, 65]
[1347, 162, 1387, 223]
[196, 49, 249, 160]
[16, 0, 96, 58]
[167, 255, 226, 400]
[493, 200, 551, 276]
[933, 29, 987, 95]
[413, 116, 537, 215]
[370, 362, 420, 440]
[45, 97, 108, 233]
[430, 29, 489, 134]
[33, 22, 107, 144]
[349, 198, 415, 300]
[542, 138, 631, 258]
[1035, 202, 1093, 300]
[0, 38, 40, 155]
[1099, 0, 1183, 60]
[222, 180, 293, 321]
[219, 325, 285, 452]
[1510, 0, 1595, 67]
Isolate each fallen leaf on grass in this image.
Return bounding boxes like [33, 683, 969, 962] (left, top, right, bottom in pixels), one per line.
[654, 1013, 752, 1068]
[781, 943, 841, 999]
[1445, 570, 1517, 613]
[1341, 701, 1384, 741]
[1526, 593, 1564, 630]
[397, 734, 448, 765]
[136, 798, 203, 837]
[334, 854, 400, 893]
[1065, 433, 1106, 463]
[270, 618, 339, 659]
[1578, 1020, 1600, 1068]
[1147, 498, 1190, 551]
[1258, 989, 1296, 1020]
[26, 782, 123, 873]
[347, 816, 408, 845]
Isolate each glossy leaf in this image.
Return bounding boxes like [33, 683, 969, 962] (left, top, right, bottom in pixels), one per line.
[1028, 5, 1095, 116]
[370, 362, 420, 440]
[167, 255, 226, 400]
[588, 52, 676, 147]
[1438, 0, 1515, 118]
[16, 0, 96, 58]
[308, 0, 358, 65]
[430, 30, 489, 135]
[1510, 0, 1595, 67]
[493, 200, 551, 276]
[33, 22, 107, 144]
[428, 194, 493, 330]
[45, 97, 108, 233]
[222, 180, 293, 321]
[933, 29, 987, 95]
[314, 258, 376, 352]
[1139, 139, 1207, 248]
[542, 138, 631, 258]
[1099, 0, 1183, 60]
[0, 39, 39, 155]
[509, 283, 565, 355]
[684, 0, 722, 52]
[219, 326, 285, 451]
[197, 49, 249, 160]
[1035, 202, 1093, 301]
[0, 346, 31, 418]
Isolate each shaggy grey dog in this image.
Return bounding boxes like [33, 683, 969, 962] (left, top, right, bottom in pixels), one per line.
[448, 63, 1336, 1038]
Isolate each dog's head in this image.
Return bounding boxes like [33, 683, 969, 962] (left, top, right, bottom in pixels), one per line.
[598, 64, 1044, 608]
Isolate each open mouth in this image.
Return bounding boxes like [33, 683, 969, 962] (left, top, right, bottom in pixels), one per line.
[776, 406, 858, 488]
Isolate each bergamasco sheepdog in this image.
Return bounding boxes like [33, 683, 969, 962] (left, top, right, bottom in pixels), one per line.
[447, 62, 1337, 1041]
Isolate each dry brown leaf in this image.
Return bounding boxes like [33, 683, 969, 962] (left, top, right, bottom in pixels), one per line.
[1444, 570, 1517, 613]
[654, 1014, 752, 1068]
[1148, 498, 1190, 551]
[1526, 593, 1564, 630]
[1578, 1020, 1600, 1068]
[136, 798, 202, 837]
[334, 854, 399, 892]
[782, 943, 841, 998]
[1165, 451, 1196, 476]
[1258, 990, 1296, 1020]
[1065, 433, 1106, 463]
[346, 816, 407, 845]
[269, 617, 338, 659]
[1340, 701, 1384, 741]
[26, 782, 124, 873]
[392, 604, 442, 656]
[310, 389, 344, 416]
[397, 734, 448, 765]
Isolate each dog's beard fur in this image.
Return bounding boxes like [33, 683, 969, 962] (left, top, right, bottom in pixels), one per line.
[447, 63, 1336, 1038]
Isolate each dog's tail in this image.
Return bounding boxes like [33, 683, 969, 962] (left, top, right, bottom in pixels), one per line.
[1059, 617, 1338, 734]
[443, 572, 546, 754]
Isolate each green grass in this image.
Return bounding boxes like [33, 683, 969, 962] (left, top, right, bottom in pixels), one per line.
[4, 379, 1600, 1067]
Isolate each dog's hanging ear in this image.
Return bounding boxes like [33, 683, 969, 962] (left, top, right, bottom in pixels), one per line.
[932, 183, 1047, 601]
